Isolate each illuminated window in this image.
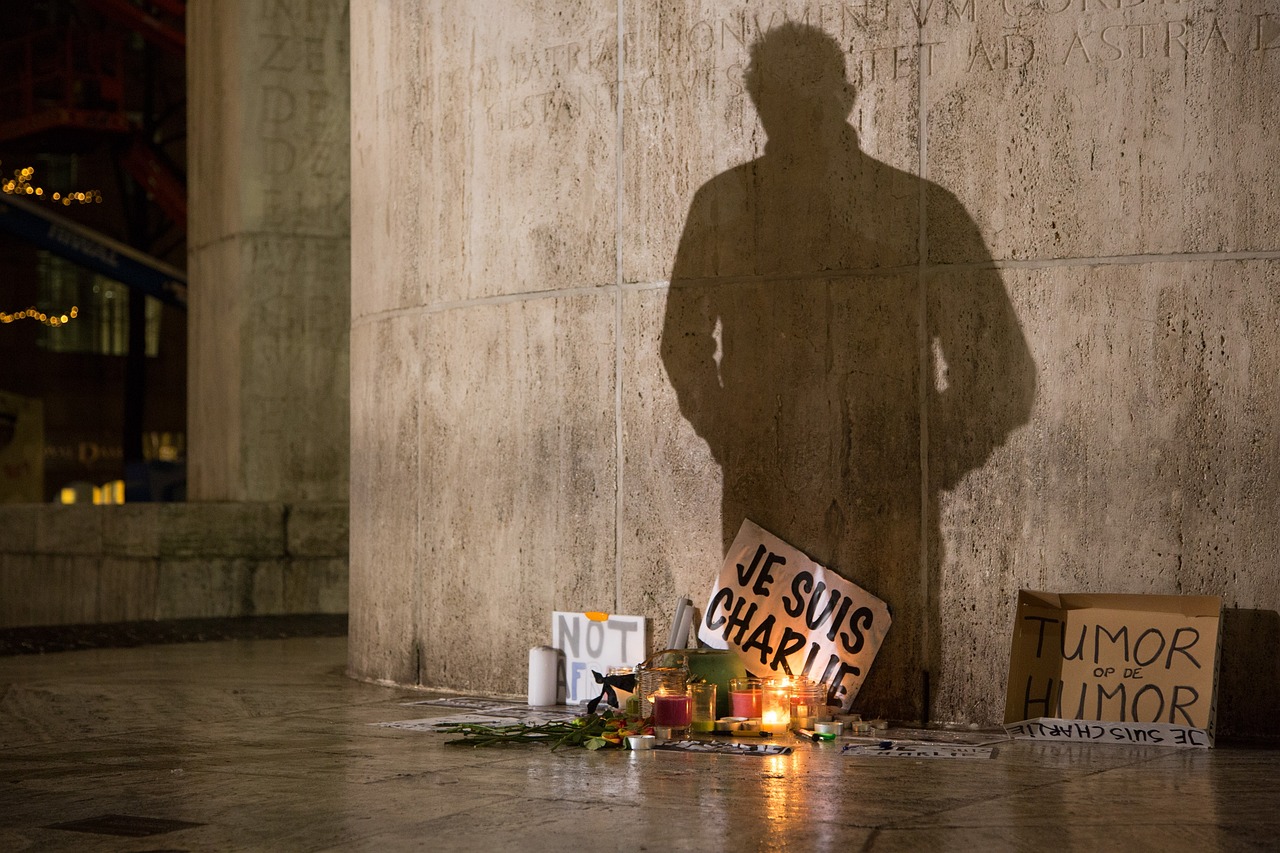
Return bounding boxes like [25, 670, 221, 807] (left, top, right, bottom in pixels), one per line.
[36, 252, 160, 356]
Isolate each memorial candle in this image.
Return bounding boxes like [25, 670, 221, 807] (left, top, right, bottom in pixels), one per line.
[652, 692, 692, 727]
[729, 676, 763, 718]
[761, 678, 791, 731]
[788, 678, 827, 732]
[689, 683, 717, 732]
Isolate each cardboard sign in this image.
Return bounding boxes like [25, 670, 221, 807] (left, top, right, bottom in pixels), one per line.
[552, 611, 646, 704]
[1003, 591, 1222, 747]
[697, 519, 891, 711]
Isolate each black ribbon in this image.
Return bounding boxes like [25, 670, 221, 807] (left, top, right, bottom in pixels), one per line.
[586, 670, 638, 715]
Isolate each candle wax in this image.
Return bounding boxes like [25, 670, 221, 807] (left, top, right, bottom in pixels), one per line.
[730, 690, 762, 718]
[652, 694, 692, 727]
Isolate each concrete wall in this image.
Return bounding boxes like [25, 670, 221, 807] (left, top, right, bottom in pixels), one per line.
[348, 0, 1280, 731]
[0, 504, 348, 628]
[187, 0, 351, 502]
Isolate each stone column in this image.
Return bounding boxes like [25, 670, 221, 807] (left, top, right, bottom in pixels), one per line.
[187, 0, 350, 502]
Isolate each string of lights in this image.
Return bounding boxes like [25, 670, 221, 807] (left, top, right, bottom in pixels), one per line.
[0, 306, 80, 327]
[3, 160, 93, 330]
[1, 163, 103, 205]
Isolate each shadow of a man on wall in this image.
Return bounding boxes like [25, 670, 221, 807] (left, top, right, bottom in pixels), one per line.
[661, 23, 1036, 720]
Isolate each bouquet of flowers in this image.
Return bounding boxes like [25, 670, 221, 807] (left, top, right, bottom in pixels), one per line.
[437, 710, 654, 750]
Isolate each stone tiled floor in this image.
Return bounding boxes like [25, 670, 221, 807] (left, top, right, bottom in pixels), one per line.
[1, 637, 1277, 851]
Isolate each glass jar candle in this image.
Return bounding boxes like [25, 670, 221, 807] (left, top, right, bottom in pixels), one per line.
[636, 651, 688, 717]
[761, 677, 792, 731]
[788, 678, 828, 731]
[688, 683, 717, 733]
[729, 677, 763, 719]
[652, 688, 692, 737]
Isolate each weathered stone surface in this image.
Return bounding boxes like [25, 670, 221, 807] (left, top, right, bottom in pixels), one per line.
[239, 234, 351, 502]
[287, 503, 349, 557]
[189, 1, 349, 243]
[619, 287, 723, 646]
[352, 0, 618, 313]
[0, 555, 40, 626]
[349, 1, 434, 316]
[101, 505, 161, 559]
[156, 503, 286, 559]
[155, 559, 286, 620]
[935, 260, 1280, 723]
[348, 317, 422, 685]
[923, 0, 1280, 260]
[417, 294, 616, 694]
[97, 558, 160, 623]
[187, 236, 244, 501]
[284, 558, 350, 613]
[348, 0, 1280, 728]
[621, 0, 918, 284]
[0, 506, 40, 553]
[188, 0, 350, 502]
[2, 556, 99, 627]
[433, 0, 618, 302]
[186, 0, 244, 249]
[0, 504, 346, 629]
[34, 506, 103, 556]
[190, 234, 351, 504]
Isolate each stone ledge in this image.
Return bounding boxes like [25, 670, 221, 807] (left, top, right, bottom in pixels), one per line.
[0, 503, 309, 558]
[0, 614, 348, 655]
[0, 502, 348, 629]
[286, 503, 349, 557]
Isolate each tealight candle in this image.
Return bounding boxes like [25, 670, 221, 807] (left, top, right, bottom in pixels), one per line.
[627, 734, 655, 750]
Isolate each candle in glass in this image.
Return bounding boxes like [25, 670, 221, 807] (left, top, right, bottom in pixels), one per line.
[688, 683, 717, 733]
[652, 691, 692, 728]
[761, 678, 791, 731]
[788, 678, 827, 731]
[729, 677, 762, 718]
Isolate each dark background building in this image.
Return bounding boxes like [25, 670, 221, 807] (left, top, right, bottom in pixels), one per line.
[0, 0, 187, 502]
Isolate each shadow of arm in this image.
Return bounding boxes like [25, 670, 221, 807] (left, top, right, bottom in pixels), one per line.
[928, 212, 1037, 491]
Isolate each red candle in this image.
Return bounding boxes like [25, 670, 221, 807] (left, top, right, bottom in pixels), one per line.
[730, 690, 762, 718]
[653, 693, 692, 727]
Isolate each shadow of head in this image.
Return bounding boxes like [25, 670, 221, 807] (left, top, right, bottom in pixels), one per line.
[745, 24, 856, 146]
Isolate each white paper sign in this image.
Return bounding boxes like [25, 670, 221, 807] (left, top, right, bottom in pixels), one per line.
[698, 519, 891, 711]
[841, 743, 996, 759]
[552, 611, 647, 704]
[1004, 718, 1212, 748]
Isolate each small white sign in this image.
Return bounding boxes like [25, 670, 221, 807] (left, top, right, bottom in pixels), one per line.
[552, 611, 647, 704]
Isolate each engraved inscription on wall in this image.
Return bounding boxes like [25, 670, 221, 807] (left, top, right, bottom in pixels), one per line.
[972, 0, 1277, 70]
[253, 0, 350, 233]
[451, 1, 1277, 138]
